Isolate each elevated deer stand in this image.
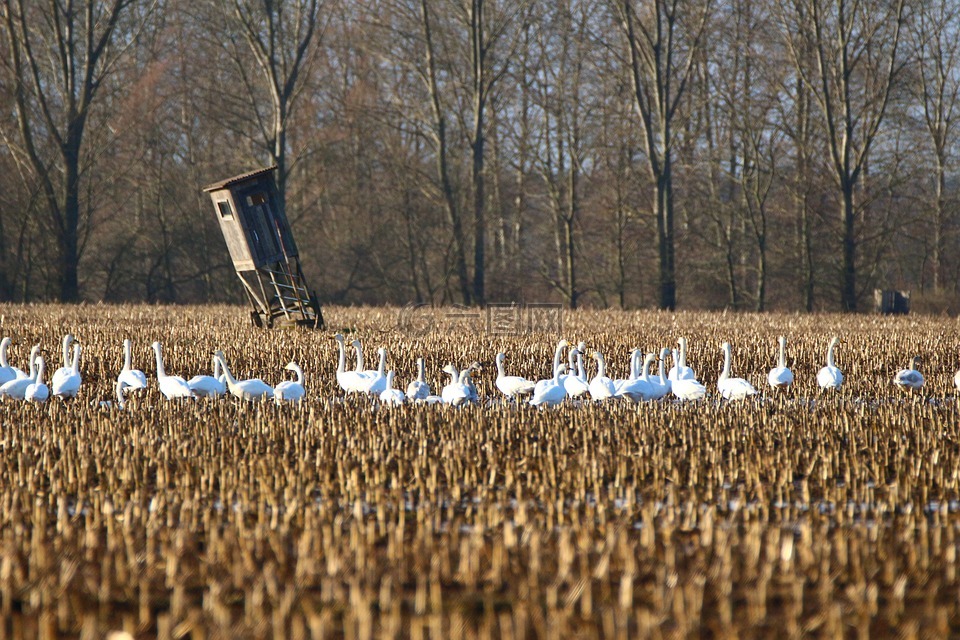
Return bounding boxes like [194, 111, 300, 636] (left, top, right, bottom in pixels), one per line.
[203, 166, 324, 328]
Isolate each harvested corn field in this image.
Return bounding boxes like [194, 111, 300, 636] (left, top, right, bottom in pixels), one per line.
[1, 304, 960, 638]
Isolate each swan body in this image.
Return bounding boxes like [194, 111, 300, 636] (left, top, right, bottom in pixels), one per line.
[817, 337, 843, 390]
[618, 352, 657, 403]
[406, 358, 431, 401]
[25, 357, 49, 403]
[563, 349, 590, 398]
[52, 343, 82, 399]
[893, 356, 924, 392]
[379, 370, 406, 405]
[151, 342, 195, 399]
[214, 351, 274, 402]
[117, 339, 148, 391]
[588, 352, 617, 401]
[335, 334, 372, 394]
[530, 364, 567, 407]
[0, 347, 38, 400]
[441, 365, 472, 406]
[671, 377, 707, 401]
[718, 342, 757, 401]
[668, 337, 696, 381]
[495, 352, 536, 398]
[647, 348, 672, 399]
[0, 338, 22, 385]
[274, 362, 306, 403]
[767, 336, 794, 389]
[188, 356, 227, 397]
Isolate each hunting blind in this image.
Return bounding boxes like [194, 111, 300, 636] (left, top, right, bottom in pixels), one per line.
[203, 166, 324, 328]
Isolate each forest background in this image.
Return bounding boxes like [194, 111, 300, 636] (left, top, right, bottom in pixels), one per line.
[1, 0, 957, 313]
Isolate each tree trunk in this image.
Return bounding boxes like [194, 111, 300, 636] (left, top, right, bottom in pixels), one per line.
[841, 182, 857, 311]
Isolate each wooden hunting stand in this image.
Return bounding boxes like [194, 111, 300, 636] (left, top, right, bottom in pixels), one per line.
[203, 166, 324, 328]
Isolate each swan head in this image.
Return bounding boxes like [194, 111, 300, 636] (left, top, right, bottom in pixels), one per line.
[496, 353, 505, 366]
[720, 342, 731, 352]
[468, 361, 482, 371]
[577, 342, 586, 351]
[351, 339, 362, 347]
[909, 355, 922, 370]
[334, 333, 345, 343]
[285, 362, 300, 373]
[659, 347, 670, 359]
[570, 348, 581, 357]
[151, 341, 162, 351]
[442, 364, 458, 376]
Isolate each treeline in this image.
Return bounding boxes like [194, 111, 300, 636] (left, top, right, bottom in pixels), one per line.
[0, 0, 957, 312]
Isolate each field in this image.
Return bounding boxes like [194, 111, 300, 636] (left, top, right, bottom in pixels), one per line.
[2, 304, 960, 639]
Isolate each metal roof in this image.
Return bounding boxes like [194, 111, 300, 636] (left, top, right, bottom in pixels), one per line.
[202, 166, 277, 192]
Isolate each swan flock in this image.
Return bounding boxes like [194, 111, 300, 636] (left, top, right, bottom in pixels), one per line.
[0, 332, 950, 407]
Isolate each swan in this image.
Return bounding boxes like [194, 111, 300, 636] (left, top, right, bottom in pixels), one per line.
[117, 339, 148, 391]
[495, 352, 536, 399]
[767, 336, 794, 390]
[464, 362, 481, 402]
[718, 342, 757, 401]
[817, 337, 843, 390]
[671, 376, 707, 401]
[533, 340, 571, 398]
[274, 362, 306, 403]
[563, 348, 590, 398]
[530, 364, 567, 407]
[51, 334, 76, 392]
[588, 351, 617, 401]
[0, 346, 38, 399]
[406, 357, 431, 401]
[647, 348, 672, 399]
[152, 342, 194, 399]
[360, 347, 388, 394]
[613, 349, 640, 395]
[0, 337, 22, 385]
[668, 337, 696, 381]
[188, 356, 226, 397]
[893, 356, 924, 392]
[351, 339, 379, 380]
[334, 334, 370, 394]
[618, 352, 657, 402]
[440, 364, 471, 406]
[25, 357, 49, 403]
[379, 370, 406, 405]
[955, 366, 960, 393]
[214, 350, 274, 402]
[52, 343, 82, 399]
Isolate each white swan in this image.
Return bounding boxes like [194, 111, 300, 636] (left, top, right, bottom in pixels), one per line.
[188, 356, 226, 397]
[718, 342, 757, 400]
[893, 356, 924, 392]
[464, 362, 481, 402]
[25, 357, 49, 403]
[954, 367, 960, 393]
[214, 350, 274, 402]
[0, 337, 21, 385]
[530, 364, 567, 407]
[440, 364, 471, 406]
[406, 357, 431, 401]
[152, 342, 194, 400]
[588, 351, 617, 401]
[535, 340, 571, 397]
[52, 343, 82, 399]
[495, 352, 536, 399]
[117, 339, 148, 391]
[51, 334, 76, 392]
[563, 348, 590, 398]
[671, 377, 707, 401]
[647, 348, 672, 399]
[668, 337, 696, 381]
[767, 336, 794, 390]
[618, 352, 657, 402]
[817, 337, 843, 390]
[274, 362, 306, 403]
[360, 347, 388, 394]
[380, 370, 406, 405]
[351, 339, 379, 380]
[334, 334, 370, 394]
[0, 346, 38, 400]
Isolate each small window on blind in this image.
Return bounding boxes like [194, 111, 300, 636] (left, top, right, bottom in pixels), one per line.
[217, 200, 234, 219]
[247, 193, 267, 206]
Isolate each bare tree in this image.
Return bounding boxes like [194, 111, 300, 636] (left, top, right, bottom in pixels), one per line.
[0, 0, 149, 301]
[611, 0, 712, 310]
[908, 0, 960, 293]
[779, 0, 907, 311]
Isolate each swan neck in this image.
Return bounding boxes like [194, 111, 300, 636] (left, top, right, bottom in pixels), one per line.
[596, 355, 606, 378]
[496, 356, 506, 378]
[778, 338, 787, 368]
[123, 340, 132, 371]
[217, 356, 238, 387]
[553, 343, 565, 369]
[679, 338, 687, 367]
[62, 335, 71, 368]
[336, 339, 345, 373]
[354, 343, 364, 371]
[827, 341, 836, 367]
[721, 345, 731, 380]
[378, 349, 387, 374]
[71, 345, 81, 373]
[36, 358, 44, 383]
[0, 338, 9, 367]
[153, 345, 166, 378]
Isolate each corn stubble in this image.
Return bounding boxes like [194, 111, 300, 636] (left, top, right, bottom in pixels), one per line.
[1, 305, 959, 638]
